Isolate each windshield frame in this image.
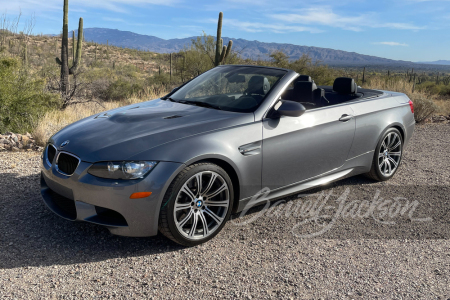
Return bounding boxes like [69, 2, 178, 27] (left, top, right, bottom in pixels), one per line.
[167, 65, 289, 113]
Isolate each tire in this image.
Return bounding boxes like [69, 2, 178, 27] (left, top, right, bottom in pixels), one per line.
[365, 127, 403, 182]
[158, 162, 234, 246]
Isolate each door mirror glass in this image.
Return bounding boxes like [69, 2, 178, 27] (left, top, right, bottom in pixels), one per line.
[275, 100, 306, 117]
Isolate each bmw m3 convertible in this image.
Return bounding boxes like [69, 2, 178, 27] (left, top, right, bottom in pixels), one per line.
[41, 65, 415, 246]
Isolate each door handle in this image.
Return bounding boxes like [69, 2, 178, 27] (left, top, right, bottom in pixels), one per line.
[339, 114, 353, 122]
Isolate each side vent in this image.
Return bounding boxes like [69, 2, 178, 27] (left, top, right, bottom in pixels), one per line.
[163, 115, 183, 119]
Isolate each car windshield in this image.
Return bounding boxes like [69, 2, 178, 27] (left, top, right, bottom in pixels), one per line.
[168, 66, 287, 113]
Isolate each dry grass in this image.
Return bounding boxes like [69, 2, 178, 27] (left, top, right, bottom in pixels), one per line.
[33, 91, 167, 146]
[362, 77, 448, 122]
[435, 99, 450, 116]
[362, 77, 417, 95]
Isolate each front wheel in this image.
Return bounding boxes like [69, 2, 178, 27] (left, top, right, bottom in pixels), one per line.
[365, 128, 403, 181]
[158, 163, 234, 246]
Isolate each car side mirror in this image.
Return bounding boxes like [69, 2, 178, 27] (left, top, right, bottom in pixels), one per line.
[274, 100, 306, 117]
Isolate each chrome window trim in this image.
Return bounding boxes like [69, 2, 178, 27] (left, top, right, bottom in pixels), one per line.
[55, 151, 81, 177]
[45, 144, 57, 166]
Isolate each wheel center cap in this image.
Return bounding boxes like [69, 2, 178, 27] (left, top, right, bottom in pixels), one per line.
[384, 150, 388, 157]
[196, 200, 203, 208]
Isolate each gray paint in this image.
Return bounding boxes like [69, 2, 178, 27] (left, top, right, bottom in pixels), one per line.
[41, 66, 415, 237]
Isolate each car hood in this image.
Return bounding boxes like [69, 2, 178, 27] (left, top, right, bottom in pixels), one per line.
[50, 99, 254, 162]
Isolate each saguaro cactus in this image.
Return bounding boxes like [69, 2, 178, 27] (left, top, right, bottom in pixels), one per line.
[55, 0, 84, 95]
[170, 53, 172, 82]
[214, 12, 233, 66]
[72, 30, 75, 62]
[22, 43, 28, 66]
[362, 67, 366, 83]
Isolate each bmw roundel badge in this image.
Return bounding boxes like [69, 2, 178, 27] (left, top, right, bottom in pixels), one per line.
[60, 140, 70, 148]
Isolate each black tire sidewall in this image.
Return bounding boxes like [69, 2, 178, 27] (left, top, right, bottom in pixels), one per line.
[373, 128, 403, 181]
[163, 163, 234, 246]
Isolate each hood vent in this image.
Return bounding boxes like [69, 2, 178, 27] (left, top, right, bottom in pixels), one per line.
[95, 113, 111, 119]
[163, 115, 183, 119]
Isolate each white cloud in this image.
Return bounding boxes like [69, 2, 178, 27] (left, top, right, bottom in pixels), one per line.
[372, 22, 424, 30]
[270, 8, 365, 31]
[226, 19, 323, 33]
[270, 7, 424, 31]
[201, 18, 322, 34]
[373, 42, 409, 46]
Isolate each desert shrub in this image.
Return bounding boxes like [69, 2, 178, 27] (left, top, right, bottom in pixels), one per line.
[88, 78, 111, 100]
[410, 94, 438, 123]
[0, 57, 59, 133]
[269, 50, 290, 68]
[438, 85, 450, 96]
[88, 60, 108, 68]
[105, 78, 143, 101]
[417, 82, 441, 95]
[114, 64, 140, 79]
[147, 72, 171, 85]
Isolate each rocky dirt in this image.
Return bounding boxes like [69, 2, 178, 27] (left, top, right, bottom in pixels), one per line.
[0, 124, 449, 299]
[0, 132, 41, 152]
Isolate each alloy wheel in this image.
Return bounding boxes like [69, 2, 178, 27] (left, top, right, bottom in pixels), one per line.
[173, 171, 230, 240]
[378, 132, 402, 177]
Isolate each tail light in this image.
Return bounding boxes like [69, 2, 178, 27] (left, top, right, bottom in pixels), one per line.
[409, 100, 414, 114]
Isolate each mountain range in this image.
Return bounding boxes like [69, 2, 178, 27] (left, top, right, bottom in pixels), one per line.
[418, 60, 450, 66]
[74, 28, 449, 68]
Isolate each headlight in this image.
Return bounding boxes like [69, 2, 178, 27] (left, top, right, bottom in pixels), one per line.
[88, 161, 158, 180]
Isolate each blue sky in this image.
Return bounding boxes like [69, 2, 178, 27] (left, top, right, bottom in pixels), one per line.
[1, 0, 449, 62]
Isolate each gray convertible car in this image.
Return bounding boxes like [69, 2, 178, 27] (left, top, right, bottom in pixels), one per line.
[41, 65, 415, 246]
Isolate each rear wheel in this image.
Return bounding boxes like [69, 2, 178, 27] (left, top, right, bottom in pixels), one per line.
[365, 128, 403, 181]
[158, 163, 234, 246]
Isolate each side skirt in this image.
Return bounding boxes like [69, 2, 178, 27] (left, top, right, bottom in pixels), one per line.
[236, 168, 353, 212]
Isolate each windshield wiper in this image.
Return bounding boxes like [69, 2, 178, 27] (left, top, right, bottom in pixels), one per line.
[178, 100, 223, 111]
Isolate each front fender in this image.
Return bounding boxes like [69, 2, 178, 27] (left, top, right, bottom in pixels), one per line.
[128, 122, 263, 200]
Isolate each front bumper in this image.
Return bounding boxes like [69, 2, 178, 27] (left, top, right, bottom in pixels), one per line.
[40, 147, 184, 237]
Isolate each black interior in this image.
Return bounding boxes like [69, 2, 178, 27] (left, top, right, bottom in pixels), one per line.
[281, 76, 383, 109]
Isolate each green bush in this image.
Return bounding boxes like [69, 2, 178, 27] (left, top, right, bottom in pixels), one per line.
[105, 78, 143, 101]
[415, 81, 450, 96]
[0, 57, 60, 133]
[147, 72, 171, 85]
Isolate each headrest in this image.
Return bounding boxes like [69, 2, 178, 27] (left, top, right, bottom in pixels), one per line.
[333, 77, 357, 94]
[228, 74, 246, 83]
[247, 76, 271, 95]
[293, 81, 316, 102]
[296, 75, 312, 82]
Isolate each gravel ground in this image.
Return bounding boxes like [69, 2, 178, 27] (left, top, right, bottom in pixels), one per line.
[0, 124, 449, 299]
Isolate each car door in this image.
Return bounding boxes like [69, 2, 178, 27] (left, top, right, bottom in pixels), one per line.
[262, 103, 356, 190]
